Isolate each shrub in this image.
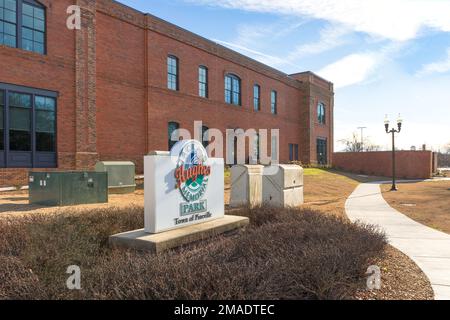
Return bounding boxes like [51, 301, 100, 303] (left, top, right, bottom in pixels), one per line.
[0, 205, 386, 300]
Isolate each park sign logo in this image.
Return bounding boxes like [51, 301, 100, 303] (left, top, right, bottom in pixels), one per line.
[175, 141, 211, 216]
[144, 140, 225, 234]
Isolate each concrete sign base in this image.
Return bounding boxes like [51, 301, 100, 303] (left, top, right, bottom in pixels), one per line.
[109, 215, 249, 253]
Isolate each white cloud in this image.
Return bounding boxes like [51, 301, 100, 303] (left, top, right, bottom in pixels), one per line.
[318, 53, 377, 88]
[317, 42, 405, 88]
[188, 0, 450, 41]
[213, 39, 299, 69]
[234, 20, 307, 48]
[417, 48, 450, 76]
[287, 24, 350, 60]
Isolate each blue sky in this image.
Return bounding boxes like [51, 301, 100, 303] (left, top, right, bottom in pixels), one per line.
[119, 0, 450, 151]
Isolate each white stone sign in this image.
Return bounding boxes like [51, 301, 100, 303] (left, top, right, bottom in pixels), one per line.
[144, 140, 225, 234]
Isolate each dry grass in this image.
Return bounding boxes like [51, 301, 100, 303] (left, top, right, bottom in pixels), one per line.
[303, 169, 386, 218]
[381, 180, 450, 234]
[0, 205, 387, 300]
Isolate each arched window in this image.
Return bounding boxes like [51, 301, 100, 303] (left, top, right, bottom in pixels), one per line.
[318, 102, 326, 124]
[168, 121, 180, 150]
[225, 74, 241, 106]
[0, 0, 46, 54]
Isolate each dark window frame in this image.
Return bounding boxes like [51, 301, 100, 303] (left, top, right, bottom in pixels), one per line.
[316, 138, 328, 165]
[225, 74, 241, 106]
[198, 65, 208, 98]
[253, 84, 260, 111]
[289, 143, 299, 161]
[271, 90, 277, 115]
[201, 125, 209, 149]
[168, 121, 180, 150]
[167, 55, 179, 91]
[0, 0, 47, 55]
[0, 82, 57, 168]
[318, 102, 326, 124]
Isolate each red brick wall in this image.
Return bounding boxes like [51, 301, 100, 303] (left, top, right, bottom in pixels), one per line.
[1, 0, 334, 187]
[333, 151, 434, 179]
[0, 0, 77, 187]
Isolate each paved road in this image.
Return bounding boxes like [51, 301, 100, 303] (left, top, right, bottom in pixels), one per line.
[345, 182, 450, 300]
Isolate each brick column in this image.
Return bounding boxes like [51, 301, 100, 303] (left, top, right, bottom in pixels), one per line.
[75, 0, 98, 170]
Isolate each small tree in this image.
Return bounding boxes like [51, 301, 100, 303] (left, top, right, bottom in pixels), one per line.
[339, 133, 362, 152]
[339, 132, 380, 152]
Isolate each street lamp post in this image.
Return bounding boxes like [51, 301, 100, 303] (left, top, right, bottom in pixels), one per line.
[384, 114, 403, 191]
[358, 127, 367, 151]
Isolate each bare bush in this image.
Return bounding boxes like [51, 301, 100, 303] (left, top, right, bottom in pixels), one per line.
[0, 205, 386, 300]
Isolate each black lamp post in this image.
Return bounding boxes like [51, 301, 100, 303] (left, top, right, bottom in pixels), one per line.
[384, 114, 403, 191]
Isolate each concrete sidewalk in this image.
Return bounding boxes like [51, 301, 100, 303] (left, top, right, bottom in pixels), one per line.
[345, 183, 450, 300]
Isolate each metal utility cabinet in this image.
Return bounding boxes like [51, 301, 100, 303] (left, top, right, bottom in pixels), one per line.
[29, 172, 108, 206]
[230, 165, 264, 208]
[95, 161, 136, 194]
[262, 165, 304, 207]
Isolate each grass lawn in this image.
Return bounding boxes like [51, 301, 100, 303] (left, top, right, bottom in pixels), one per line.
[303, 168, 387, 218]
[381, 180, 450, 234]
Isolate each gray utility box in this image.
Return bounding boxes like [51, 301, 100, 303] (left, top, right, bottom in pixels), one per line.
[230, 165, 264, 208]
[262, 165, 304, 207]
[29, 172, 108, 206]
[95, 161, 136, 194]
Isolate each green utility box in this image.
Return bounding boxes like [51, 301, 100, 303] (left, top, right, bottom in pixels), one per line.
[95, 161, 136, 194]
[29, 172, 108, 206]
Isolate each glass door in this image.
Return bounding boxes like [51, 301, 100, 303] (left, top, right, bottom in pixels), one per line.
[317, 138, 328, 165]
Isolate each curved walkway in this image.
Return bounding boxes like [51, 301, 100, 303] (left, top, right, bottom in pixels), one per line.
[345, 182, 450, 300]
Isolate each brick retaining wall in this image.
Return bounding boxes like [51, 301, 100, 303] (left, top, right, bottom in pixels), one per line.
[333, 151, 434, 179]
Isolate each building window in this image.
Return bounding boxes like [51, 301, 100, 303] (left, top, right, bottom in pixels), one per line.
[9, 92, 31, 151]
[199, 66, 208, 98]
[21, 1, 46, 54]
[0, 0, 46, 54]
[317, 138, 327, 165]
[0, 83, 57, 168]
[167, 55, 179, 91]
[201, 125, 209, 149]
[289, 144, 299, 161]
[168, 121, 179, 150]
[318, 102, 326, 124]
[0, 0, 17, 48]
[271, 90, 277, 115]
[225, 74, 241, 106]
[253, 84, 260, 111]
[35, 95, 55, 152]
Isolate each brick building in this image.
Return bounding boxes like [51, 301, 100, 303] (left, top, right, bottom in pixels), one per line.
[0, 0, 334, 187]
